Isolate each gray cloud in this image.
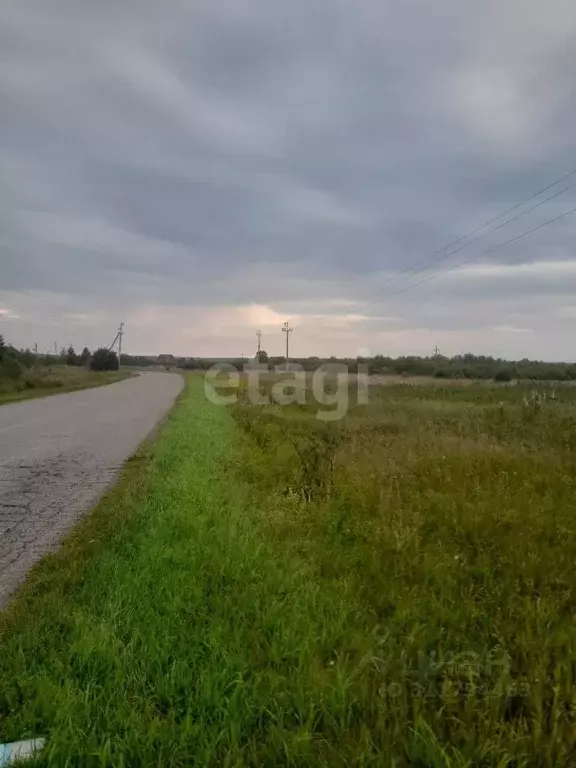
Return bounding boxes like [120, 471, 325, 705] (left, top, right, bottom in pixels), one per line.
[1, 0, 576, 359]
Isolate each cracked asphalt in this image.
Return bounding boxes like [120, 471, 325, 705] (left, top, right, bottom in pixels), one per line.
[0, 372, 183, 605]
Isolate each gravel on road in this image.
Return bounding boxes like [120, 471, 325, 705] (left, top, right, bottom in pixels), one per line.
[0, 372, 184, 605]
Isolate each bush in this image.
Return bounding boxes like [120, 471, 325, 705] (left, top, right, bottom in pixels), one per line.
[22, 372, 64, 390]
[494, 369, 512, 383]
[0, 355, 23, 381]
[90, 348, 119, 372]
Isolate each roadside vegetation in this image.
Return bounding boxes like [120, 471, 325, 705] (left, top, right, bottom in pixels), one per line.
[0, 335, 128, 404]
[1, 374, 576, 765]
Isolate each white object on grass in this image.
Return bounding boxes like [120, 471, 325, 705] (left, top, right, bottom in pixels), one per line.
[0, 739, 45, 766]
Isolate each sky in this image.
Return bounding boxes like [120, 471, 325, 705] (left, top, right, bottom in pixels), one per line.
[1, 0, 576, 361]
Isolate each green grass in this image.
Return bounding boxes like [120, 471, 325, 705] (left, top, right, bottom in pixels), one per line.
[0, 367, 133, 405]
[1, 375, 576, 765]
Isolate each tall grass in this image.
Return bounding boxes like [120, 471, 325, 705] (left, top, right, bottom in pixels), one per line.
[0, 366, 131, 404]
[1, 376, 575, 765]
[230, 378, 576, 765]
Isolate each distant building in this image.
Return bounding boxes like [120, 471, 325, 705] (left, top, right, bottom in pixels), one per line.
[157, 354, 176, 368]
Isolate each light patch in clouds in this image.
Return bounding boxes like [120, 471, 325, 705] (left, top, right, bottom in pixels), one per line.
[241, 304, 288, 328]
[307, 313, 401, 328]
[0, 307, 21, 321]
[450, 260, 576, 280]
[492, 325, 533, 334]
[554, 305, 576, 319]
[449, 68, 537, 146]
[436, 260, 576, 298]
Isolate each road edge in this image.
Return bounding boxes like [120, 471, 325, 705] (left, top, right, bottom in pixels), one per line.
[0, 374, 187, 618]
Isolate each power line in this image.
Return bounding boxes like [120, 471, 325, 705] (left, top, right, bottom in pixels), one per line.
[375, 166, 576, 293]
[384, 203, 576, 299]
[380, 181, 576, 295]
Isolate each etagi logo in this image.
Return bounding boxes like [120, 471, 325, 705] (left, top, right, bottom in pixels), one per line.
[204, 362, 369, 421]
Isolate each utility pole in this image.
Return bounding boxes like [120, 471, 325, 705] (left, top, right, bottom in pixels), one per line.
[54, 341, 58, 356]
[108, 322, 124, 364]
[282, 321, 294, 371]
[256, 329, 262, 358]
[434, 345, 440, 357]
[33, 343, 38, 355]
[118, 322, 124, 366]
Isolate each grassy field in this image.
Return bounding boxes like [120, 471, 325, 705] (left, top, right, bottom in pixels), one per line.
[1, 374, 575, 765]
[0, 365, 132, 405]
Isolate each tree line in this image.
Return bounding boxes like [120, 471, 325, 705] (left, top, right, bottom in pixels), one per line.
[2, 334, 576, 382]
[0, 335, 119, 376]
[182, 351, 576, 382]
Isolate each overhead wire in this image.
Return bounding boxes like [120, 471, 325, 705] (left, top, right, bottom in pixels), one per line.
[384, 203, 576, 299]
[375, 166, 576, 292]
[376, 181, 576, 296]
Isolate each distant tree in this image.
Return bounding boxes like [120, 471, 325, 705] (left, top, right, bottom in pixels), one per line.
[0, 334, 5, 362]
[256, 349, 269, 364]
[66, 345, 78, 366]
[494, 369, 512, 383]
[0, 347, 22, 379]
[90, 347, 119, 372]
[18, 348, 36, 368]
[80, 347, 91, 366]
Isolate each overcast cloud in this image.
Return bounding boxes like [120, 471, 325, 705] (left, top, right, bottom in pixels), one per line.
[1, 0, 576, 360]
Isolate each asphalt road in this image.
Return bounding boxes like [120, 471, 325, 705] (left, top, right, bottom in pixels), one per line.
[0, 372, 183, 605]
